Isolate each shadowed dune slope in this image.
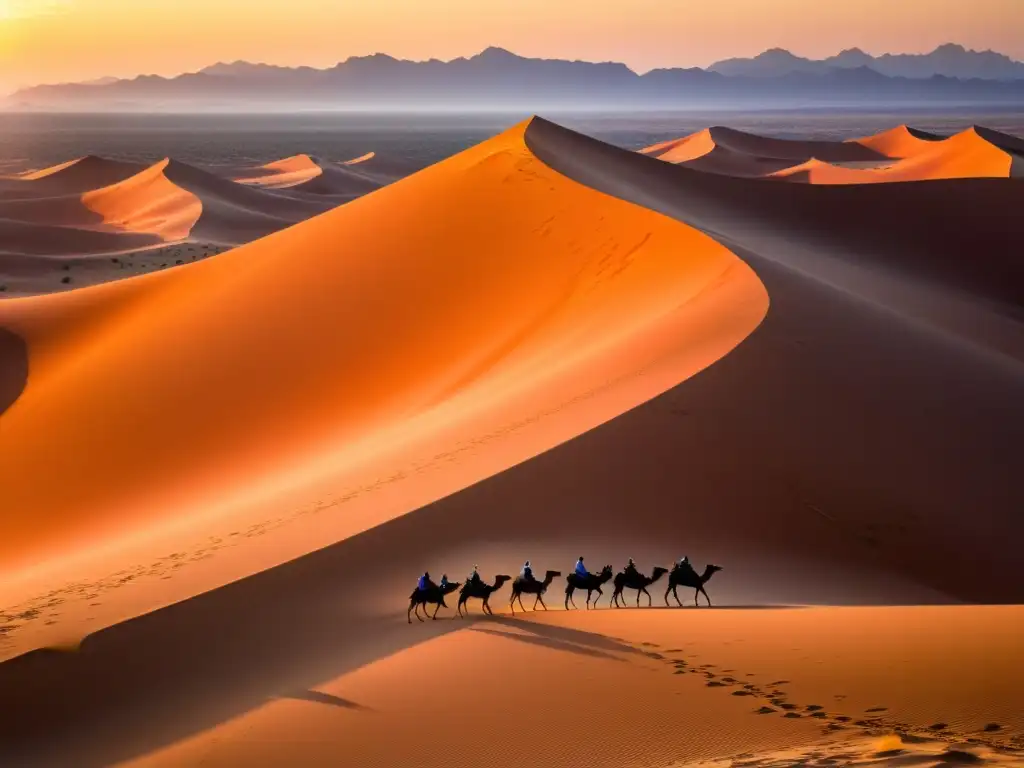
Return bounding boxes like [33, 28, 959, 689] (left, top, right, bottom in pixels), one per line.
[2, 156, 149, 198]
[0, 327, 28, 417]
[0, 218, 161, 257]
[0, 118, 766, 577]
[525, 116, 1024, 602]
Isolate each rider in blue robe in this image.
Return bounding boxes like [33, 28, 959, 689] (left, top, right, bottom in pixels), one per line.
[574, 557, 588, 579]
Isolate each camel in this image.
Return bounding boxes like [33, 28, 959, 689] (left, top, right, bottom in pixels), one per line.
[408, 580, 462, 623]
[611, 566, 668, 608]
[456, 575, 511, 618]
[665, 563, 723, 607]
[509, 570, 561, 615]
[564, 565, 613, 610]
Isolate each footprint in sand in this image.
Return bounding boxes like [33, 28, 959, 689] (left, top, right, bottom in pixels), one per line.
[756, 706, 776, 715]
[768, 680, 790, 686]
[929, 723, 949, 731]
[707, 681, 727, 688]
[806, 704, 824, 711]
[783, 712, 802, 719]
[983, 723, 1003, 732]
[732, 690, 754, 697]
[865, 706, 888, 713]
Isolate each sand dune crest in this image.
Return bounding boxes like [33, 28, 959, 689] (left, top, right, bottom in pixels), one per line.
[0, 118, 766, 580]
[850, 125, 943, 158]
[82, 159, 203, 240]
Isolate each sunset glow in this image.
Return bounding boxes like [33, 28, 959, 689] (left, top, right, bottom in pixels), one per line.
[1, 0, 1022, 94]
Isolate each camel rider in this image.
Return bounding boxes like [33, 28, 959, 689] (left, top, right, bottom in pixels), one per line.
[574, 556, 588, 579]
[623, 558, 639, 579]
[468, 564, 481, 586]
[676, 555, 691, 572]
[440, 574, 450, 590]
[417, 572, 431, 592]
[521, 560, 534, 582]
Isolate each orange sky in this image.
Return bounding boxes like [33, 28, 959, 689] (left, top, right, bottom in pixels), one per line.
[2, 0, 1023, 94]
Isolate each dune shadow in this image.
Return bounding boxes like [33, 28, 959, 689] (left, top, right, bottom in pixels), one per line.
[470, 625, 627, 661]
[273, 689, 371, 711]
[0, 327, 29, 417]
[606, 603, 801, 611]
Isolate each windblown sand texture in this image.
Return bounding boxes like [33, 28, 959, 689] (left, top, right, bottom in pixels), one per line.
[0, 117, 1022, 767]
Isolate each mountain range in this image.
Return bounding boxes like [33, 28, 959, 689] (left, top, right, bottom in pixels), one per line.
[709, 43, 1024, 80]
[8, 45, 1024, 112]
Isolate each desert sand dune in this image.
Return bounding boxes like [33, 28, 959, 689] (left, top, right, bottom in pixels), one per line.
[0, 118, 764, 585]
[0, 218, 162, 256]
[1, 155, 149, 198]
[231, 153, 384, 197]
[0, 155, 350, 295]
[645, 124, 1022, 183]
[773, 126, 1021, 183]
[82, 159, 203, 241]
[231, 154, 325, 188]
[642, 126, 884, 171]
[850, 125, 943, 158]
[1, 118, 1022, 766]
[159, 158, 334, 241]
[115, 607, 1024, 768]
[526, 117, 1024, 600]
[342, 150, 376, 166]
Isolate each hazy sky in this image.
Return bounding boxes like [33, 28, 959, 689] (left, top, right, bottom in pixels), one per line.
[2, 0, 1023, 94]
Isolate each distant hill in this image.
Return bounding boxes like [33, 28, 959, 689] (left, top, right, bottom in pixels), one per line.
[710, 43, 1024, 81]
[8, 46, 1024, 112]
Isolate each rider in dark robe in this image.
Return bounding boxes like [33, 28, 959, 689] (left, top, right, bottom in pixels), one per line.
[417, 572, 432, 592]
[521, 560, 534, 582]
[623, 558, 639, 580]
[468, 564, 481, 586]
[439, 573, 450, 590]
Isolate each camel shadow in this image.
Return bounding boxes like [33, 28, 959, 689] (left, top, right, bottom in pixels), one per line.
[607, 603, 803, 611]
[273, 689, 372, 711]
[470, 626, 628, 662]
[483, 614, 647, 657]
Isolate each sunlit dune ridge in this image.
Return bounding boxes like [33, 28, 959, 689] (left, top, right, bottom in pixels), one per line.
[81, 158, 202, 240]
[231, 154, 325, 188]
[231, 152, 383, 192]
[641, 124, 1023, 183]
[0, 117, 767, 578]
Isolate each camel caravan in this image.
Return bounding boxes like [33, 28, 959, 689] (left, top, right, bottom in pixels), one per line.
[408, 555, 723, 623]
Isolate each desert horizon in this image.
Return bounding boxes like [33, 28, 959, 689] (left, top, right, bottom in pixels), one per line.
[2, 2, 1023, 766]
